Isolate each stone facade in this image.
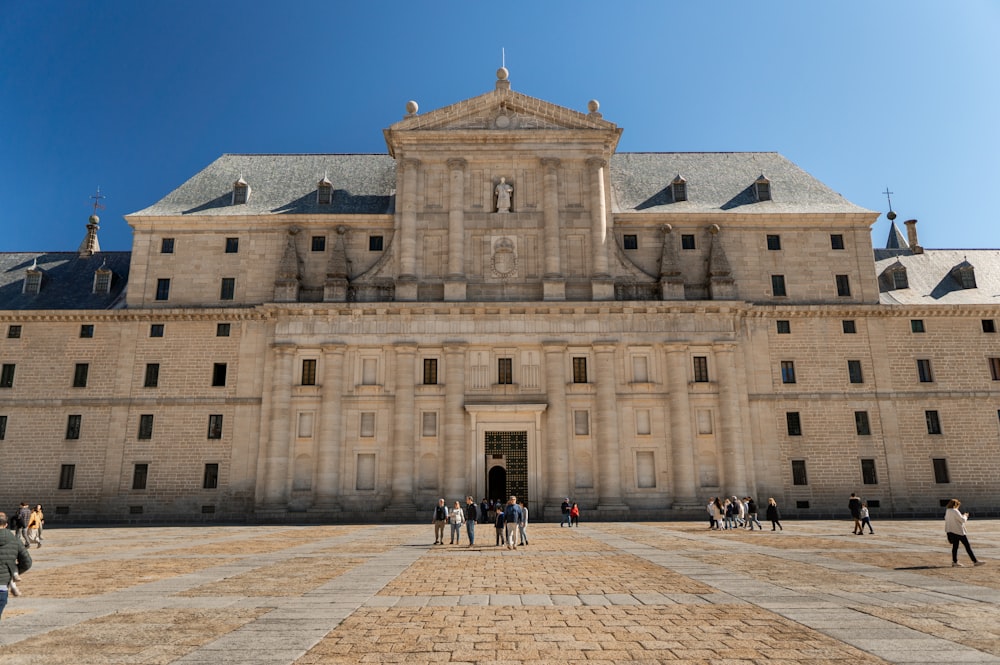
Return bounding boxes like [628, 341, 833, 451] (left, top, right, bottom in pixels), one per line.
[2, 70, 999, 522]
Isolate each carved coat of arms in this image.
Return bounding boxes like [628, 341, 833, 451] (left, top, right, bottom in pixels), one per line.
[490, 236, 518, 279]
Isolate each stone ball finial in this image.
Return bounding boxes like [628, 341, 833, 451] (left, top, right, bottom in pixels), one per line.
[497, 67, 509, 81]
[887, 210, 897, 221]
[405, 100, 418, 115]
[88, 214, 100, 225]
[587, 99, 600, 113]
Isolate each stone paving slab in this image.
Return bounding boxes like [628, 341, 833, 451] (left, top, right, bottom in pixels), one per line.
[0, 519, 997, 663]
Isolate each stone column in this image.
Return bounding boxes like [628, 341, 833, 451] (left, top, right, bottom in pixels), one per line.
[443, 343, 466, 497]
[587, 158, 610, 278]
[542, 158, 565, 301]
[715, 344, 748, 495]
[262, 344, 296, 507]
[389, 343, 417, 510]
[314, 343, 345, 509]
[665, 344, 699, 507]
[397, 158, 419, 300]
[543, 342, 570, 514]
[594, 342, 626, 510]
[445, 159, 467, 301]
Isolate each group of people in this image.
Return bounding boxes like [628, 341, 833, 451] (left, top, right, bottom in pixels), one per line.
[432, 496, 529, 549]
[7, 503, 43, 549]
[707, 496, 781, 531]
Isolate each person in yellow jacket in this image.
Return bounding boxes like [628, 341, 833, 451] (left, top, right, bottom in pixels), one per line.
[25, 507, 43, 548]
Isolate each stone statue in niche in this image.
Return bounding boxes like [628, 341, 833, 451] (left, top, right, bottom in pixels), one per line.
[495, 177, 513, 213]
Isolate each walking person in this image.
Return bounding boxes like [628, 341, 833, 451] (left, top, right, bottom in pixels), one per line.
[560, 498, 572, 527]
[432, 498, 448, 545]
[503, 496, 523, 549]
[448, 500, 464, 545]
[0, 512, 32, 620]
[859, 503, 874, 534]
[849, 493, 863, 534]
[33, 505, 44, 544]
[944, 499, 984, 567]
[24, 506, 42, 548]
[745, 497, 763, 530]
[464, 496, 478, 547]
[711, 497, 724, 530]
[13, 503, 30, 547]
[570, 502, 580, 527]
[517, 501, 529, 546]
[766, 498, 783, 531]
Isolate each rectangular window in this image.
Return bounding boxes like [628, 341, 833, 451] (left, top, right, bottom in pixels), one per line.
[212, 363, 227, 387]
[203, 463, 219, 489]
[73, 363, 89, 388]
[360, 412, 375, 437]
[161, 238, 175, 254]
[423, 358, 438, 385]
[681, 234, 696, 250]
[693, 356, 709, 382]
[497, 357, 513, 385]
[574, 410, 589, 435]
[0, 415, 6, 440]
[216, 323, 231, 337]
[926, 410, 942, 435]
[225, 237, 239, 253]
[207, 414, 223, 439]
[792, 460, 808, 485]
[6, 325, 21, 339]
[132, 463, 148, 490]
[150, 323, 164, 337]
[780, 360, 796, 384]
[58, 464, 75, 490]
[155, 278, 170, 301]
[842, 320, 856, 334]
[861, 458, 878, 485]
[361, 358, 377, 385]
[917, 359, 934, 383]
[572, 357, 588, 383]
[771, 274, 787, 297]
[93, 272, 110, 295]
[911, 319, 925, 333]
[421, 412, 437, 437]
[79, 324, 94, 338]
[990, 358, 1000, 382]
[220, 277, 235, 300]
[855, 411, 871, 436]
[776, 320, 790, 334]
[623, 234, 638, 250]
[836, 274, 851, 297]
[786, 411, 802, 436]
[766, 234, 781, 250]
[369, 235, 384, 251]
[636, 409, 651, 436]
[311, 236, 326, 252]
[0, 364, 14, 388]
[66, 414, 81, 440]
[830, 234, 845, 250]
[932, 458, 950, 484]
[301, 359, 317, 386]
[144, 363, 159, 388]
[983, 319, 996, 333]
[138, 414, 154, 440]
[847, 360, 863, 384]
[632, 356, 649, 382]
[893, 271, 909, 290]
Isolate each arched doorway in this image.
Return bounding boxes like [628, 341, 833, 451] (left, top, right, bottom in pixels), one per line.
[487, 465, 507, 504]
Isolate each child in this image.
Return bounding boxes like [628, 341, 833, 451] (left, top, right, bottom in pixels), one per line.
[570, 503, 580, 527]
[859, 503, 874, 534]
[494, 507, 506, 546]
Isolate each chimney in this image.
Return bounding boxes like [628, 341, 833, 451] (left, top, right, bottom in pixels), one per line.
[904, 219, 923, 254]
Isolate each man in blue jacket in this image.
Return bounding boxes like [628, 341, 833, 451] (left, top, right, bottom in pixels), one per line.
[503, 496, 523, 550]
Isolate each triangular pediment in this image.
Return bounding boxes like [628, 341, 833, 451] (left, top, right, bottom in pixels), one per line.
[388, 87, 617, 133]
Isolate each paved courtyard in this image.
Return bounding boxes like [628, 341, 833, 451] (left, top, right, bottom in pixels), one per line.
[0, 519, 997, 664]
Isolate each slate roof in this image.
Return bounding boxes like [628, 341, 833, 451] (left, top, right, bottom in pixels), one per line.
[874, 249, 1000, 305]
[131, 151, 871, 219]
[130, 154, 398, 217]
[0, 252, 130, 310]
[610, 152, 870, 215]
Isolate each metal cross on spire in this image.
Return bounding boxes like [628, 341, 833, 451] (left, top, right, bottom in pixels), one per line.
[90, 187, 106, 216]
[882, 187, 894, 213]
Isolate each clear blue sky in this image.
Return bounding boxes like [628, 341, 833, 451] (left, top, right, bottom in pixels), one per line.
[2, 1, 998, 252]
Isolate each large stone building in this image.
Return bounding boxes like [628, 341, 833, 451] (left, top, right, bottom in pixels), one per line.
[2, 70, 998, 522]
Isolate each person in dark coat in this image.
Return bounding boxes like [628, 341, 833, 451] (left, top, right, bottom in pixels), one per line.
[766, 497, 783, 531]
[0, 512, 33, 620]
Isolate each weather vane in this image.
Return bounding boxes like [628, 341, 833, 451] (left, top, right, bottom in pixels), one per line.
[90, 187, 106, 216]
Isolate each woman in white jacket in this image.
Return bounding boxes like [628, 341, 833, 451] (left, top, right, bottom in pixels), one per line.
[448, 500, 465, 545]
[944, 499, 984, 567]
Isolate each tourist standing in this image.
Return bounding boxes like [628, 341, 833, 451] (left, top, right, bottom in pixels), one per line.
[448, 500, 464, 545]
[503, 496, 523, 549]
[517, 501, 529, 546]
[561, 498, 572, 527]
[944, 499, 984, 567]
[432, 498, 448, 545]
[464, 496, 478, 546]
[766, 498, 782, 531]
[494, 506, 506, 546]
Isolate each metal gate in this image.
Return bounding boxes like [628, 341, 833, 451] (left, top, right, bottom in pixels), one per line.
[485, 431, 528, 505]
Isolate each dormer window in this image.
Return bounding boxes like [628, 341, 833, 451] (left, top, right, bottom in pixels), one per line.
[754, 175, 771, 202]
[882, 261, 908, 290]
[671, 175, 687, 202]
[232, 177, 250, 205]
[951, 261, 977, 289]
[93, 267, 112, 294]
[317, 177, 333, 205]
[23, 263, 41, 295]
